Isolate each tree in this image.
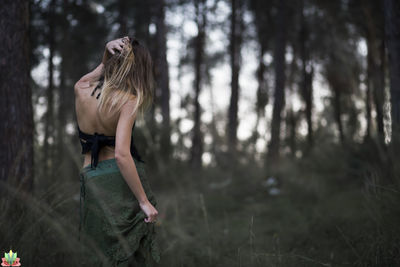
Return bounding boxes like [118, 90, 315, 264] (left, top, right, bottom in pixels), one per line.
[155, 0, 172, 161]
[349, 0, 385, 141]
[117, 0, 128, 36]
[227, 0, 244, 152]
[0, 0, 34, 193]
[299, 0, 314, 147]
[268, 0, 288, 161]
[42, 0, 56, 179]
[248, 0, 273, 155]
[189, 0, 207, 169]
[384, 0, 400, 141]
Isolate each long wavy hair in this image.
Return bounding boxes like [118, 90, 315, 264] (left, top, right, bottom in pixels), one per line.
[97, 37, 154, 119]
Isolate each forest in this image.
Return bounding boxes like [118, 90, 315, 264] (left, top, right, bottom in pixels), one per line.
[1, 0, 400, 266]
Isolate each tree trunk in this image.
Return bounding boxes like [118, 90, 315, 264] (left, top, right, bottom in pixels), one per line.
[43, 0, 56, 179]
[0, 0, 34, 193]
[286, 48, 298, 157]
[268, 0, 287, 161]
[133, 2, 152, 44]
[373, 38, 385, 139]
[384, 0, 400, 140]
[333, 87, 345, 143]
[300, 0, 313, 147]
[118, 0, 128, 36]
[304, 66, 313, 146]
[252, 42, 268, 151]
[227, 0, 243, 152]
[365, 36, 372, 139]
[208, 83, 221, 167]
[190, 0, 206, 169]
[287, 109, 297, 157]
[56, 38, 67, 174]
[255, 43, 268, 118]
[155, 0, 171, 161]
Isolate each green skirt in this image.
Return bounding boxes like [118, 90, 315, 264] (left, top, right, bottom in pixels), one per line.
[78, 158, 161, 267]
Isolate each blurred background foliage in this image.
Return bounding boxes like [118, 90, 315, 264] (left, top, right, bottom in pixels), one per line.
[1, 0, 400, 266]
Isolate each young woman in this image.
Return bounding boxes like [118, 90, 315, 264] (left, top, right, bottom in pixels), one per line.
[74, 36, 161, 266]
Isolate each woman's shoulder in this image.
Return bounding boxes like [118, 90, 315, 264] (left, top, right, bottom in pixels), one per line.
[74, 80, 88, 91]
[74, 80, 101, 100]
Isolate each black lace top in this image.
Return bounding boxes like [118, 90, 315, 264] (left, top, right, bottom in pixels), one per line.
[78, 121, 145, 169]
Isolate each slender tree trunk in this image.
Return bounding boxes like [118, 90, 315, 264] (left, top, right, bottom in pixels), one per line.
[268, 0, 287, 161]
[0, 0, 34, 193]
[118, 0, 128, 36]
[384, 0, 400, 140]
[43, 0, 56, 179]
[286, 50, 298, 157]
[155, 0, 171, 161]
[363, 3, 385, 142]
[56, 47, 67, 172]
[190, 0, 206, 169]
[287, 109, 297, 157]
[252, 43, 268, 150]
[134, 2, 152, 44]
[227, 0, 243, 152]
[365, 36, 373, 139]
[255, 43, 268, 118]
[209, 83, 220, 166]
[333, 87, 345, 143]
[54, 0, 71, 173]
[304, 66, 313, 145]
[373, 38, 385, 139]
[300, 0, 313, 147]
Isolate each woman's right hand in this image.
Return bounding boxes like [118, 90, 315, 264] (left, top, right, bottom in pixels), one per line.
[105, 39, 123, 55]
[102, 37, 129, 64]
[105, 36, 130, 55]
[139, 200, 159, 223]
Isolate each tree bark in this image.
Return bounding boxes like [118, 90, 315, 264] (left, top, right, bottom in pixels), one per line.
[227, 0, 243, 152]
[43, 0, 56, 179]
[255, 43, 268, 119]
[118, 0, 128, 36]
[333, 87, 345, 143]
[56, 52, 66, 171]
[0, 0, 34, 193]
[373, 38, 385, 138]
[384, 0, 400, 140]
[155, 0, 171, 161]
[365, 35, 372, 139]
[287, 109, 297, 157]
[286, 48, 298, 157]
[251, 42, 268, 152]
[190, 0, 207, 169]
[300, 0, 313, 147]
[268, 0, 287, 161]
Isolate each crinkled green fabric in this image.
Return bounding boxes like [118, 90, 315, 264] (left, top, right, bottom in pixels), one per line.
[78, 157, 161, 267]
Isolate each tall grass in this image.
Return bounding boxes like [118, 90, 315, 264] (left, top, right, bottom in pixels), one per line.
[1, 140, 399, 266]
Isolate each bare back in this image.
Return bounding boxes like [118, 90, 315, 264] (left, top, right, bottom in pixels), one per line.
[75, 80, 120, 167]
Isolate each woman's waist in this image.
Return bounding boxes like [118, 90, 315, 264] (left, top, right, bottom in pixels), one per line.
[82, 147, 115, 168]
[81, 152, 146, 175]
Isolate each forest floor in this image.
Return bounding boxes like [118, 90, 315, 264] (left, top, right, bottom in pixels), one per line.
[153, 148, 400, 267]
[1, 144, 399, 267]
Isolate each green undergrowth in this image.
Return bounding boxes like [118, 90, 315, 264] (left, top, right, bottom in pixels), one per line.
[0, 143, 399, 266]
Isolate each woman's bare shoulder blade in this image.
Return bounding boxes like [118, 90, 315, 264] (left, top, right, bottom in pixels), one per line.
[115, 100, 137, 157]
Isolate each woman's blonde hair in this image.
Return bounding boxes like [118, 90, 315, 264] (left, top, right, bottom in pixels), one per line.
[97, 37, 154, 119]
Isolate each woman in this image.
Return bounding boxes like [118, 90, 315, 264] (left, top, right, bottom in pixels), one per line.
[74, 36, 161, 266]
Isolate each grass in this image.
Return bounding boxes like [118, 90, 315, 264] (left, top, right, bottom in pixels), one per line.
[0, 142, 399, 266]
